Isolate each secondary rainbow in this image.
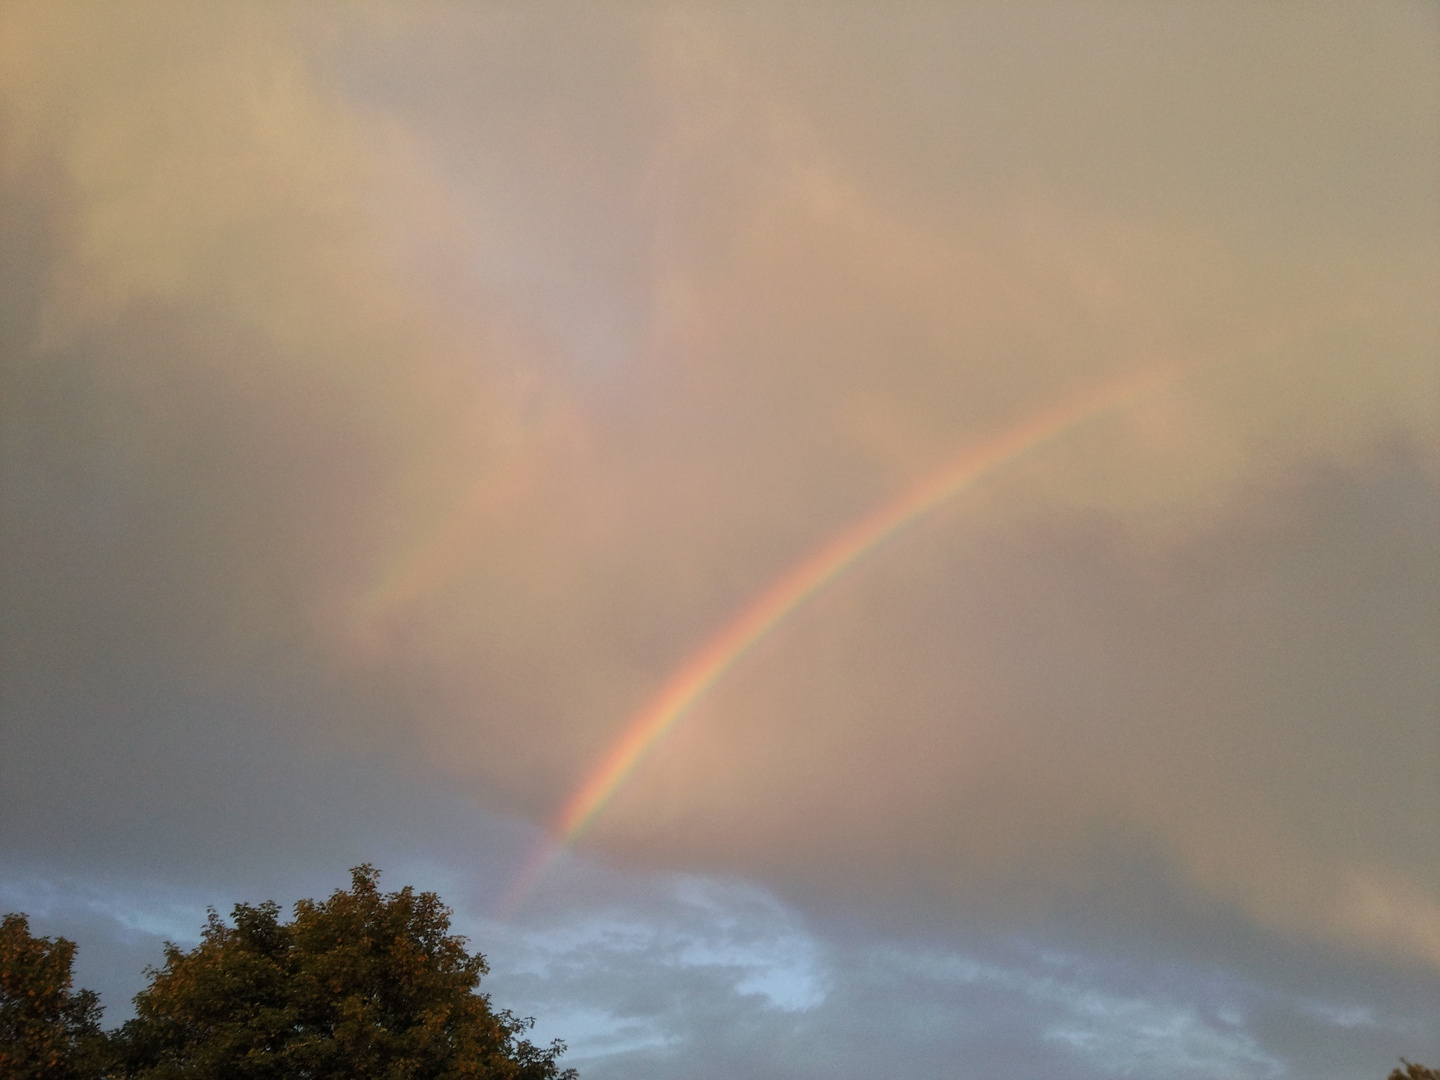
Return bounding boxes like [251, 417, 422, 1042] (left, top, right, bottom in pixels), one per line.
[499, 370, 1163, 913]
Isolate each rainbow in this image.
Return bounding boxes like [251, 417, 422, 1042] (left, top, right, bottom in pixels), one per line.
[351, 445, 535, 652]
[498, 369, 1165, 913]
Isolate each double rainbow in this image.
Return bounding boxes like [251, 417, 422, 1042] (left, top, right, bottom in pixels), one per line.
[499, 370, 1163, 913]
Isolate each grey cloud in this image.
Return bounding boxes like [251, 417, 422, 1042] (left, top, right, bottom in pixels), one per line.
[462, 858, 1437, 1080]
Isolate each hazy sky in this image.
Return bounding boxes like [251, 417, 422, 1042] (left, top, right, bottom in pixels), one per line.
[2, 4, 1437, 1078]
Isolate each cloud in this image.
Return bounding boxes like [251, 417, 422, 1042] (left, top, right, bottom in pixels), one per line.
[1, 0, 1436, 1009]
[457, 858, 1434, 1080]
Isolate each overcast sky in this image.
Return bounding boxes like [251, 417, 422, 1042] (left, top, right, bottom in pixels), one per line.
[2, 4, 1437, 1078]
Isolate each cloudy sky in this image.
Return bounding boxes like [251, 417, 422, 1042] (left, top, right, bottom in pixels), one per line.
[2, 4, 1437, 1077]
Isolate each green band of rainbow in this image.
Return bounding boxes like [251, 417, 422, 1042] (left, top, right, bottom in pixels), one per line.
[498, 370, 1163, 913]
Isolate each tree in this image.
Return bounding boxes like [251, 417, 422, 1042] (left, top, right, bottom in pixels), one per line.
[111, 866, 575, 1080]
[0, 912, 106, 1080]
[1391, 1062, 1440, 1080]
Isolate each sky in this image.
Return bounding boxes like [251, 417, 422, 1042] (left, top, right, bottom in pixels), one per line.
[1, 4, 1437, 1078]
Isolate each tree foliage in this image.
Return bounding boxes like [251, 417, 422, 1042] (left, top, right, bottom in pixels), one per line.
[1391, 1061, 1440, 1080]
[109, 866, 574, 1080]
[0, 912, 106, 1080]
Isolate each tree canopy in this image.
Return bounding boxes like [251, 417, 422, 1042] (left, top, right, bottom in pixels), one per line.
[111, 865, 574, 1080]
[0, 912, 106, 1080]
[2, 867, 573, 1080]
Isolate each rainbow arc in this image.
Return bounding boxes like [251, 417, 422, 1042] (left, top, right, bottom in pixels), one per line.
[498, 370, 1165, 914]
